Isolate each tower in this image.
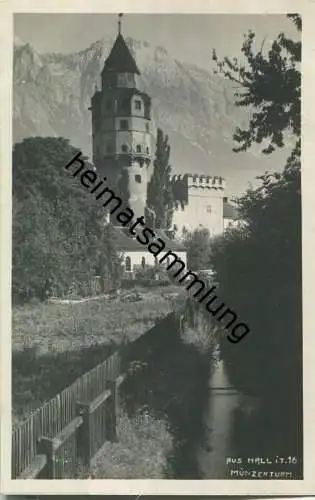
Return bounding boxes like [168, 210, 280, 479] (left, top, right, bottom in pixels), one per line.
[171, 174, 226, 236]
[91, 14, 152, 219]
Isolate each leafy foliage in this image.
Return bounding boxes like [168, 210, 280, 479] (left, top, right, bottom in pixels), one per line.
[185, 228, 212, 271]
[209, 15, 302, 462]
[212, 15, 301, 156]
[146, 128, 174, 229]
[12, 136, 120, 302]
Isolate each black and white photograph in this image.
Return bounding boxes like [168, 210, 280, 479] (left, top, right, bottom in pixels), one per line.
[1, 0, 314, 496]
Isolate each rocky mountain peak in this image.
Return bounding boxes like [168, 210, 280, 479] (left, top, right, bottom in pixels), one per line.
[13, 35, 286, 196]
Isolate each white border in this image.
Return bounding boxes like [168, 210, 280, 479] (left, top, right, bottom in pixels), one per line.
[1, 0, 315, 495]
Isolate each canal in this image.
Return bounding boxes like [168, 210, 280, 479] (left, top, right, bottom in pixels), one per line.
[196, 348, 240, 478]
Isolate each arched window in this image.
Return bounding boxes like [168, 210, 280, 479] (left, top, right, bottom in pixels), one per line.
[125, 256, 131, 272]
[136, 144, 142, 153]
[141, 257, 146, 269]
[146, 146, 150, 154]
[121, 144, 128, 152]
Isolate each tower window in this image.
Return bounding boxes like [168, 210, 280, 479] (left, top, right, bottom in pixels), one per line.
[145, 123, 150, 132]
[120, 119, 128, 130]
[136, 144, 142, 153]
[125, 256, 131, 272]
[146, 146, 150, 154]
[135, 174, 141, 184]
[135, 99, 142, 110]
[121, 144, 128, 152]
[206, 205, 212, 213]
[141, 257, 146, 268]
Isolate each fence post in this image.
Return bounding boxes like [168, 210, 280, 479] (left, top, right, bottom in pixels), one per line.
[38, 437, 57, 479]
[76, 402, 92, 468]
[105, 380, 118, 442]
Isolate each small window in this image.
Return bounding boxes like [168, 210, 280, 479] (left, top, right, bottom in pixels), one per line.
[206, 205, 212, 213]
[145, 123, 150, 132]
[121, 144, 128, 152]
[135, 174, 141, 184]
[135, 99, 142, 110]
[136, 144, 142, 153]
[125, 256, 131, 272]
[146, 146, 150, 154]
[141, 257, 146, 268]
[120, 119, 128, 130]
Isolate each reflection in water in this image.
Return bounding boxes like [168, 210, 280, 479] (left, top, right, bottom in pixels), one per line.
[197, 352, 240, 479]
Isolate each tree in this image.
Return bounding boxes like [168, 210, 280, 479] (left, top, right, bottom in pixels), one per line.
[209, 15, 302, 467]
[185, 228, 212, 271]
[101, 223, 124, 292]
[146, 128, 174, 229]
[212, 13, 301, 160]
[12, 137, 120, 302]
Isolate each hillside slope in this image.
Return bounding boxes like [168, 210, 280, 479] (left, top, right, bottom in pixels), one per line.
[13, 35, 287, 195]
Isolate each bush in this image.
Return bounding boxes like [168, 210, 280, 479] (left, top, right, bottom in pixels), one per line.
[12, 137, 120, 303]
[211, 164, 302, 460]
[134, 263, 171, 283]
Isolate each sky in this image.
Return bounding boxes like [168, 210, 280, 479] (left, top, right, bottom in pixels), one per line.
[13, 13, 299, 196]
[14, 13, 298, 70]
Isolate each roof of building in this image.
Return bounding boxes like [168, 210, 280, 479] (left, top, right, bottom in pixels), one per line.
[223, 201, 239, 220]
[102, 33, 140, 75]
[113, 226, 187, 252]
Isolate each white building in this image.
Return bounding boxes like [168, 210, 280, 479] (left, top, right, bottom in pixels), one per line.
[113, 227, 187, 274]
[91, 20, 241, 274]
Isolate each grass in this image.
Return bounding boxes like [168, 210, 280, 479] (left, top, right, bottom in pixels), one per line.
[84, 410, 173, 478]
[12, 288, 217, 479]
[120, 311, 218, 478]
[12, 285, 183, 353]
[12, 284, 184, 424]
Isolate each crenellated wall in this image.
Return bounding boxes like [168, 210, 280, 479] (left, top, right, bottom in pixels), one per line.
[170, 174, 225, 237]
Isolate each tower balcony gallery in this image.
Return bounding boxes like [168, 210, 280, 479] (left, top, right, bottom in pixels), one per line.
[90, 17, 152, 218]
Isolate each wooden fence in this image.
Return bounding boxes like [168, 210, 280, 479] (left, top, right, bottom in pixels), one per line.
[11, 351, 124, 479]
[11, 310, 183, 480]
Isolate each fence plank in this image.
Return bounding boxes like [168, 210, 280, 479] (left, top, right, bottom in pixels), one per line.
[12, 351, 122, 478]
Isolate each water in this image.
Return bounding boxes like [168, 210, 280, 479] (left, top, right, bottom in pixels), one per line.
[197, 353, 240, 479]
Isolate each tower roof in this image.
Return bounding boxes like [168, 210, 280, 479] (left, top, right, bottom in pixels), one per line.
[102, 33, 140, 75]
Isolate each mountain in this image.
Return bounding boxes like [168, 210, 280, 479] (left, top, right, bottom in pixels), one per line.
[13, 35, 288, 196]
